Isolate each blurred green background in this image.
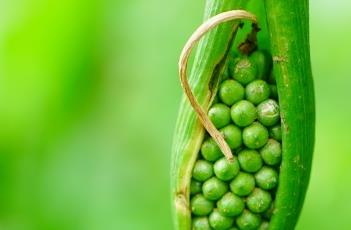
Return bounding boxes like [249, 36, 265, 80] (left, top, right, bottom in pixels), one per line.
[0, 0, 350, 229]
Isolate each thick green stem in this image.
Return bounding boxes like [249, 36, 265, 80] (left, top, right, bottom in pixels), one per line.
[264, 0, 315, 229]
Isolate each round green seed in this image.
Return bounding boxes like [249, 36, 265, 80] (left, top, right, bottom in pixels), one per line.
[242, 122, 269, 149]
[255, 166, 279, 190]
[203, 177, 228, 201]
[230, 172, 255, 196]
[260, 139, 282, 166]
[233, 57, 258, 85]
[249, 50, 272, 80]
[262, 201, 274, 219]
[220, 124, 242, 149]
[238, 149, 263, 173]
[257, 99, 280, 127]
[245, 80, 271, 105]
[231, 100, 257, 127]
[192, 160, 214, 182]
[269, 124, 282, 141]
[201, 138, 222, 162]
[192, 217, 212, 230]
[258, 221, 270, 230]
[246, 188, 272, 213]
[208, 103, 231, 129]
[191, 194, 215, 216]
[217, 192, 245, 217]
[219, 79, 245, 106]
[190, 179, 202, 195]
[214, 157, 240, 181]
[269, 84, 278, 99]
[236, 209, 262, 230]
[229, 227, 239, 230]
[209, 209, 234, 230]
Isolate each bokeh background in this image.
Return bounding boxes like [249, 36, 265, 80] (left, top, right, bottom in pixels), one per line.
[0, 0, 350, 229]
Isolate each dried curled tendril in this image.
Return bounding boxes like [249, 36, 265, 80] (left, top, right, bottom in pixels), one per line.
[178, 10, 258, 162]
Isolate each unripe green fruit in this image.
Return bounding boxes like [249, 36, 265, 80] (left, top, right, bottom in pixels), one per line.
[243, 122, 269, 149]
[255, 166, 279, 190]
[217, 192, 245, 217]
[220, 124, 242, 149]
[258, 221, 270, 230]
[233, 57, 258, 85]
[236, 209, 262, 230]
[219, 79, 245, 106]
[238, 149, 263, 173]
[192, 160, 214, 182]
[190, 180, 202, 195]
[230, 172, 255, 196]
[208, 103, 231, 129]
[231, 100, 257, 127]
[192, 217, 212, 230]
[203, 177, 228, 201]
[214, 157, 240, 181]
[209, 209, 234, 230]
[201, 138, 222, 162]
[191, 194, 214, 216]
[257, 99, 280, 127]
[245, 80, 271, 105]
[249, 50, 272, 80]
[269, 124, 282, 141]
[260, 139, 282, 166]
[246, 188, 272, 213]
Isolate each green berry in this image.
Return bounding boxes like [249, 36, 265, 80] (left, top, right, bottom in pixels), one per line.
[258, 221, 270, 230]
[190, 180, 202, 195]
[257, 99, 280, 126]
[242, 122, 269, 149]
[230, 172, 255, 196]
[191, 194, 215, 216]
[238, 149, 263, 173]
[219, 79, 245, 106]
[192, 217, 212, 230]
[209, 209, 234, 230]
[233, 57, 257, 85]
[269, 84, 278, 99]
[262, 201, 274, 219]
[203, 177, 228, 201]
[236, 209, 262, 230]
[201, 138, 222, 162]
[208, 103, 231, 129]
[245, 80, 271, 105]
[269, 124, 282, 141]
[220, 124, 242, 149]
[230, 100, 257, 127]
[246, 188, 272, 213]
[217, 192, 245, 217]
[249, 50, 272, 80]
[214, 157, 240, 181]
[260, 139, 282, 166]
[192, 160, 214, 182]
[229, 227, 239, 230]
[255, 166, 279, 190]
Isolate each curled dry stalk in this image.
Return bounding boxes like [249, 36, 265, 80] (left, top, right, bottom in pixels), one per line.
[179, 10, 257, 162]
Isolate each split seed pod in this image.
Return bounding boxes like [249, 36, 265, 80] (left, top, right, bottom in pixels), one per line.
[171, 1, 314, 230]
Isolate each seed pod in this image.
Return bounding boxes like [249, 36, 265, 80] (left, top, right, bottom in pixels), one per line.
[171, 1, 314, 230]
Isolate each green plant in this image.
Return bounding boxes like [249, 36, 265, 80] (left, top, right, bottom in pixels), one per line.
[171, 0, 314, 229]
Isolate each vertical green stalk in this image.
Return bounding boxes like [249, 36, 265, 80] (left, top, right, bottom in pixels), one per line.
[171, 1, 249, 229]
[264, 0, 315, 229]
